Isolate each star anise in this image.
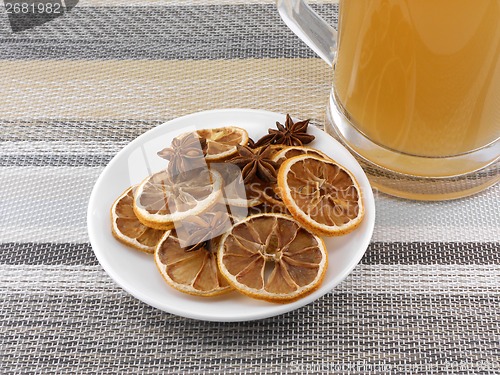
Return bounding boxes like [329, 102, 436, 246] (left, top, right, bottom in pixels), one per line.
[157, 133, 207, 176]
[227, 145, 278, 183]
[254, 114, 315, 147]
[179, 210, 230, 252]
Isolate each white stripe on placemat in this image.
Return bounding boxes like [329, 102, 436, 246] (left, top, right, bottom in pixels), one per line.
[372, 192, 500, 242]
[1, 264, 498, 295]
[1, 167, 498, 243]
[0, 167, 101, 243]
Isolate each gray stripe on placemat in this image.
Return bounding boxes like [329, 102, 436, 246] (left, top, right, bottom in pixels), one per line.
[1, 242, 498, 266]
[0, 4, 337, 60]
[0, 153, 115, 167]
[3, 155, 500, 175]
[364, 242, 500, 265]
[0, 243, 99, 265]
[0, 293, 498, 374]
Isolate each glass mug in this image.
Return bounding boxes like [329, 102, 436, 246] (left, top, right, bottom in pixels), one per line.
[277, 0, 500, 200]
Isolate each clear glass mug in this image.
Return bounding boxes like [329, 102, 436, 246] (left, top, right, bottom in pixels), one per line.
[277, 0, 500, 200]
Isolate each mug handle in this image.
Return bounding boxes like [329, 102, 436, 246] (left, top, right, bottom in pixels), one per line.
[277, 0, 338, 67]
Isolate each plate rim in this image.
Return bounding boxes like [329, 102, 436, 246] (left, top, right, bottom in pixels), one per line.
[87, 108, 375, 322]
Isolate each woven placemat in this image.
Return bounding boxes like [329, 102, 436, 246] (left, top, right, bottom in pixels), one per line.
[0, 2, 499, 374]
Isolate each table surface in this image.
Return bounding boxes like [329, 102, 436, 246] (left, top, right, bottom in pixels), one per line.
[1, 1, 499, 374]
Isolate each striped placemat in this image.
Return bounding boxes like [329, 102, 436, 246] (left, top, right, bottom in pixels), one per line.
[1, 1, 499, 374]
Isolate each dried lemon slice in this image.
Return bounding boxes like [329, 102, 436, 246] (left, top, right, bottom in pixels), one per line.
[196, 127, 249, 161]
[272, 145, 332, 165]
[111, 186, 166, 253]
[256, 146, 330, 210]
[133, 168, 223, 230]
[155, 230, 232, 297]
[241, 146, 328, 210]
[217, 213, 327, 303]
[278, 154, 364, 236]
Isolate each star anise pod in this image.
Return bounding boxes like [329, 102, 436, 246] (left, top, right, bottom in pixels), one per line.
[227, 145, 278, 183]
[254, 114, 315, 147]
[157, 133, 207, 176]
[246, 137, 256, 148]
[179, 210, 230, 252]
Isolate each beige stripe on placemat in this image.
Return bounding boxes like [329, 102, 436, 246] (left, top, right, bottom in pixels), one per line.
[0, 59, 331, 123]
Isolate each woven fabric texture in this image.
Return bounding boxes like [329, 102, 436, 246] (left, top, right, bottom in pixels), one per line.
[1, 2, 499, 374]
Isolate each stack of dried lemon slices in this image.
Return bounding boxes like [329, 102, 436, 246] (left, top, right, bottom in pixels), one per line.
[111, 116, 364, 303]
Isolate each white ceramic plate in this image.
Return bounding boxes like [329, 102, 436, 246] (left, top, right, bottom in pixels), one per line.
[87, 109, 375, 321]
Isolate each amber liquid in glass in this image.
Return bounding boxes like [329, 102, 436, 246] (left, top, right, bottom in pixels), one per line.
[334, 0, 500, 158]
